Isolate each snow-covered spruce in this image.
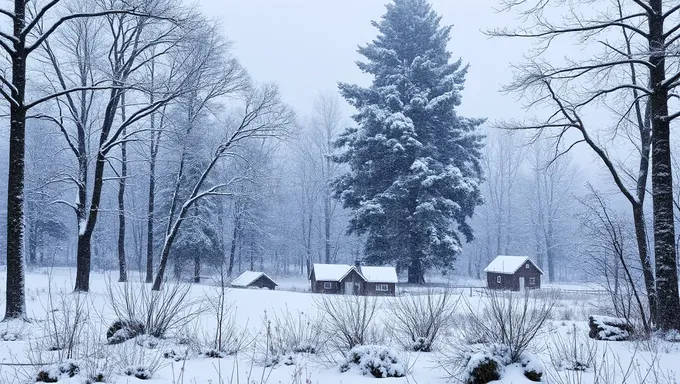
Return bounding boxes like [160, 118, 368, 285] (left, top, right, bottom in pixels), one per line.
[334, 0, 484, 283]
[588, 315, 634, 341]
[340, 345, 406, 378]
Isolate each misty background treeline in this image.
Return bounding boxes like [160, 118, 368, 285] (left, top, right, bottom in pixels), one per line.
[3, 0, 680, 293]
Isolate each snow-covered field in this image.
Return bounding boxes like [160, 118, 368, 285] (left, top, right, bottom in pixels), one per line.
[0, 268, 676, 384]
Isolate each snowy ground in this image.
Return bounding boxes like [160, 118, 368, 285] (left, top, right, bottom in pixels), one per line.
[0, 268, 675, 384]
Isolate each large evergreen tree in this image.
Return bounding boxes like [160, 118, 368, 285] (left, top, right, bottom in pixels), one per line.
[335, 0, 484, 284]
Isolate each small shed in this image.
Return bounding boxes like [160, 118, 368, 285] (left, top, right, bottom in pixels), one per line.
[484, 255, 543, 291]
[231, 271, 278, 290]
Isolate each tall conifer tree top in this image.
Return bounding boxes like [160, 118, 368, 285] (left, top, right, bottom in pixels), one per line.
[334, 0, 484, 283]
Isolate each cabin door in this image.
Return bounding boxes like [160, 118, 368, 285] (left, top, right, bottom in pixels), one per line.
[519, 277, 525, 290]
[344, 282, 354, 295]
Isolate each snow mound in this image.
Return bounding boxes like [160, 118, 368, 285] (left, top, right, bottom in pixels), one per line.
[588, 315, 633, 341]
[340, 345, 406, 378]
[460, 344, 543, 384]
[36, 360, 79, 382]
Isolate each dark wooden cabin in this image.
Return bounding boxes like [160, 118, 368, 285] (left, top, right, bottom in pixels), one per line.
[484, 255, 543, 291]
[309, 262, 398, 296]
[231, 271, 278, 290]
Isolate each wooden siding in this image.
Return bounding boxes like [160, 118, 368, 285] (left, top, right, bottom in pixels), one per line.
[364, 282, 396, 296]
[487, 260, 542, 291]
[248, 275, 277, 290]
[310, 267, 396, 296]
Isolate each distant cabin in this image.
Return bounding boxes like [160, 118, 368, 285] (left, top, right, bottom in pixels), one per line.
[484, 255, 543, 291]
[231, 271, 278, 290]
[309, 262, 398, 296]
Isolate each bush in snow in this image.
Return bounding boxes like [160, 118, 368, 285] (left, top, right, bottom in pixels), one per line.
[458, 345, 543, 384]
[340, 345, 406, 378]
[36, 360, 79, 383]
[112, 339, 166, 380]
[106, 319, 145, 344]
[106, 278, 203, 339]
[458, 290, 554, 362]
[314, 295, 380, 355]
[262, 307, 324, 361]
[124, 366, 153, 380]
[588, 315, 633, 341]
[386, 288, 458, 352]
[548, 324, 598, 371]
[462, 353, 501, 384]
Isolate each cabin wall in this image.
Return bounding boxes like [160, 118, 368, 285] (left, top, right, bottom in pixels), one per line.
[364, 282, 396, 296]
[249, 275, 277, 290]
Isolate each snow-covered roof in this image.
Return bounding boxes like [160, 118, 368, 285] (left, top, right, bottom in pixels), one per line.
[483, 255, 544, 275]
[231, 271, 277, 287]
[359, 266, 398, 283]
[311, 264, 356, 281]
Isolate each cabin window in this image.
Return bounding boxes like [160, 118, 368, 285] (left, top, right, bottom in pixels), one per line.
[526, 263, 529, 269]
[529, 277, 536, 285]
[323, 282, 332, 289]
[496, 276, 501, 284]
[376, 284, 389, 291]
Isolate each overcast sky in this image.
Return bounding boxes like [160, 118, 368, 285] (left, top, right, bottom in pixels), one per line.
[198, 0, 531, 120]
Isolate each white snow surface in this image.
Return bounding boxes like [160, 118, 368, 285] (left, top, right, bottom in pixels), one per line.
[0, 268, 678, 384]
[484, 255, 544, 275]
[231, 270, 276, 287]
[359, 266, 398, 283]
[311, 263, 355, 281]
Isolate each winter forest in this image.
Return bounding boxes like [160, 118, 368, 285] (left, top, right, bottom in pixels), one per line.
[2, 0, 680, 383]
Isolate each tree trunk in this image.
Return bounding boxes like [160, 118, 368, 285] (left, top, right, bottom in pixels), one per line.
[5, 0, 28, 318]
[632, 204, 656, 324]
[5, 78, 27, 320]
[117, 99, 128, 283]
[146, 73, 159, 284]
[408, 255, 425, 284]
[649, 0, 680, 331]
[324, 194, 331, 264]
[75, 90, 120, 292]
[194, 253, 200, 283]
[27, 217, 37, 266]
[227, 212, 240, 276]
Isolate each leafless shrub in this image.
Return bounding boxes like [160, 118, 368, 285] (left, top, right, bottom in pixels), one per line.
[259, 307, 324, 364]
[457, 290, 554, 362]
[387, 288, 459, 352]
[547, 346, 676, 384]
[548, 324, 598, 372]
[29, 287, 89, 362]
[105, 278, 203, 339]
[313, 295, 380, 356]
[201, 285, 250, 356]
[112, 340, 167, 380]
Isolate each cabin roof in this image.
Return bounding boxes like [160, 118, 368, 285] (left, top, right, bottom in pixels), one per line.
[231, 271, 277, 287]
[484, 255, 544, 275]
[311, 263, 398, 283]
[359, 266, 398, 283]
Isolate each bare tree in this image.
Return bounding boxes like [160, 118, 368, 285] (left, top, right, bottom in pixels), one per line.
[149, 20, 247, 282]
[0, 0, 159, 318]
[152, 83, 294, 290]
[579, 186, 651, 333]
[490, 0, 680, 329]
